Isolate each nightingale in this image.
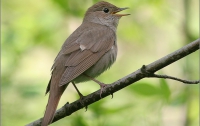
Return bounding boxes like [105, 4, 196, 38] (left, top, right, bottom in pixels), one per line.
[41, 1, 129, 126]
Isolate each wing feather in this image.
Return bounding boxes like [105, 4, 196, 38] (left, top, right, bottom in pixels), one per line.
[63, 43, 80, 55]
[59, 51, 105, 86]
[65, 50, 93, 66]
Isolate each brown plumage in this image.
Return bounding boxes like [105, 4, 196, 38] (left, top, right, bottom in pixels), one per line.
[41, 1, 129, 126]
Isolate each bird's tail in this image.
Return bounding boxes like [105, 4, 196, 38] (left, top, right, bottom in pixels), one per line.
[41, 83, 67, 126]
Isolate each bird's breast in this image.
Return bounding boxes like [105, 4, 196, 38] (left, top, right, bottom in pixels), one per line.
[87, 44, 117, 76]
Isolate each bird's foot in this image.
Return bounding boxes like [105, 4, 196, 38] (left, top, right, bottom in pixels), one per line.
[99, 83, 107, 98]
[78, 94, 88, 111]
[72, 82, 88, 111]
[84, 74, 113, 98]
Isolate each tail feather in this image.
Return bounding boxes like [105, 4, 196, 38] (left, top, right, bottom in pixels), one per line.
[41, 83, 67, 126]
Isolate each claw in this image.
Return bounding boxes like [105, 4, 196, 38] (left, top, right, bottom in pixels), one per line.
[78, 95, 88, 112]
[110, 93, 113, 99]
[85, 106, 88, 112]
[99, 83, 107, 98]
[79, 96, 84, 106]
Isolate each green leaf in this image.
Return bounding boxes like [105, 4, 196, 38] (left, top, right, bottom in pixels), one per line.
[159, 79, 171, 101]
[130, 83, 160, 96]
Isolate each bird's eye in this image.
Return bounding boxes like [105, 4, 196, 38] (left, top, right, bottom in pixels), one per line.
[103, 8, 109, 13]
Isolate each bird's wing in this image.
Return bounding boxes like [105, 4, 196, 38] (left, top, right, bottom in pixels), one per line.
[59, 24, 116, 86]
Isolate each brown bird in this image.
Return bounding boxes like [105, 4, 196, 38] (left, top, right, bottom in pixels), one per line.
[41, 1, 129, 126]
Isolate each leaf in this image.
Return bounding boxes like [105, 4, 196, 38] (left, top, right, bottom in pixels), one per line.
[159, 79, 171, 101]
[130, 83, 160, 96]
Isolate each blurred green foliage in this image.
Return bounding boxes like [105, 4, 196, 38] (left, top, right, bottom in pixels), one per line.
[2, 0, 199, 126]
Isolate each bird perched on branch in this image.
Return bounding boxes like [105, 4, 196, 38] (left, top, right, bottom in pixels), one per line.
[41, 1, 129, 126]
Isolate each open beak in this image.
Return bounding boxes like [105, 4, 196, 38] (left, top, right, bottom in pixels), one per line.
[112, 7, 130, 16]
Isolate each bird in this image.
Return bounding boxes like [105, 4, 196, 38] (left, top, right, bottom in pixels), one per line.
[41, 1, 129, 126]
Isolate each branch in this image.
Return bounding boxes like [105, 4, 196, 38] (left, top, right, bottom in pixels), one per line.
[26, 39, 200, 126]
[141, 65, 200, 84]
[147, 73, 199, 84]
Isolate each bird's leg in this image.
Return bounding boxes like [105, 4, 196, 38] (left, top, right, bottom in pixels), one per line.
[72, 82, 84, 98]
[72, 82, 88, 111]
[84, 74, 107, 98]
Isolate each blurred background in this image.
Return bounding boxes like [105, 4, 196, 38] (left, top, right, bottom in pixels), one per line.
[1, 0, 199, 126]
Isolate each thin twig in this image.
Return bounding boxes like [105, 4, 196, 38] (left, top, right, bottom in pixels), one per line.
[141, 65, 199, 84]
[147, 74, 200, 84]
